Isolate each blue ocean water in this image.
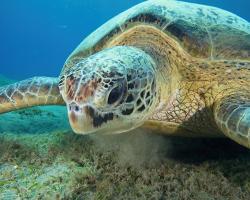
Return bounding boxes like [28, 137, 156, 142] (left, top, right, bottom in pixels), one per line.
[0, 0, 250, 80]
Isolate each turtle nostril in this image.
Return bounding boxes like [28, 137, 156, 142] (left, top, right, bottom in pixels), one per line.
[75, 106, 80, 112]
[68, 104, 80, 112]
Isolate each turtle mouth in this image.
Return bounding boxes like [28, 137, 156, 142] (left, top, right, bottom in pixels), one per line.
[85, 106, 115, 128]
[68, 103, 117, 134]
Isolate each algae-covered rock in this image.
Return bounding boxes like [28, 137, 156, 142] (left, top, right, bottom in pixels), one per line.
[0, 106, 70, 134]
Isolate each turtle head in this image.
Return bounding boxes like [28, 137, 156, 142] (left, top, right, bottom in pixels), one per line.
[59, 46, 158, 135]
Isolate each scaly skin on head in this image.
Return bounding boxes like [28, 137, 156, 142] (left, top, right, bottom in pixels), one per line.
[59, 46, 159, 135]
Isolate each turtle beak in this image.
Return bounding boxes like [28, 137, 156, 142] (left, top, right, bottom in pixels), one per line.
[67, 103, 95, 134]
[67, 103, 115, 134]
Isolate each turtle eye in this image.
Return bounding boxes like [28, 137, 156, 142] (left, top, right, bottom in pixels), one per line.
[107, 84, 124, 105]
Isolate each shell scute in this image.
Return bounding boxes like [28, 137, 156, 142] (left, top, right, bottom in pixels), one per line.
[165, 19, 211, 58]
[208, 25, 250, 60]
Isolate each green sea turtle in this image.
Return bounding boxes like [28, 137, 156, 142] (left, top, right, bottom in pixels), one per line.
[1, 0, 250, 148]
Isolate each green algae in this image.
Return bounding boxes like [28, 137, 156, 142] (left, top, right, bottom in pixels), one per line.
[0, 132, 92, 199]
[1, 130, 250, 199]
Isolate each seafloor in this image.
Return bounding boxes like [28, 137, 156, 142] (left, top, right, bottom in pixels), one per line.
[0, 75, 250, 200]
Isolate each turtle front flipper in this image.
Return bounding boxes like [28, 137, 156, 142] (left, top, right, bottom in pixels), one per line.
[0, 77, 65, 114]
[214, 93, 250, 148]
